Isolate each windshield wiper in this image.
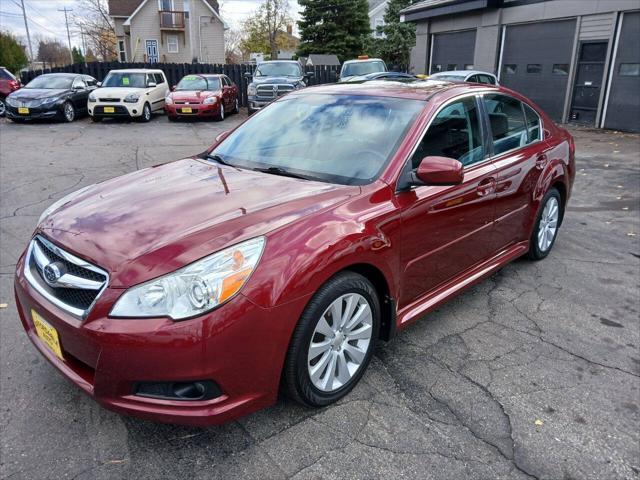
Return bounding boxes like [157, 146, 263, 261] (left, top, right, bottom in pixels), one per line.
[207, 153, 234, 167]
[252, 166, 310, 180]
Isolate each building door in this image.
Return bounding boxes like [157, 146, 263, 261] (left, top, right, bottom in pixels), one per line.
[499, 19, 576, 122]
[569, 42, 608, 126]
[604, 11, 640, 132]
[145, 40, 159, 63]
[429, 30, 476, 74]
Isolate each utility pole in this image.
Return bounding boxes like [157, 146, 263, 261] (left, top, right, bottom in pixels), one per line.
[58, 6, 74, 64]
[80, 26, 88, 66]
[19, 0, 34, 69]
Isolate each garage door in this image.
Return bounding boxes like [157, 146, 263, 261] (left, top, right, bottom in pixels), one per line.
[604, 11, 640, 132]
[500, 19, 577, 121]
[430, 30, 476, 74]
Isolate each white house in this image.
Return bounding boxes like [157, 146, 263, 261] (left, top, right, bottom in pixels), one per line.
[369, 0, 389, 38]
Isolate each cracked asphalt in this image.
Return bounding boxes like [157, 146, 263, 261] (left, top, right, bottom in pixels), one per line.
[0, 113, 638, 480]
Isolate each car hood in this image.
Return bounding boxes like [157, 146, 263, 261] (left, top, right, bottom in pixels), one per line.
[251, 76, 304, 86]
[10, 88, 69, 100]
[170, 90, 219, 101]
[39, 158, 358, 287]
[92, 87, 150, 98]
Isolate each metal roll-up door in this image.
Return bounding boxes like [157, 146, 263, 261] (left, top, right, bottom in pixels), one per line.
[604, 11, 640, 133]
[430, 30, 476, 74]
[500, 19, 577, 121]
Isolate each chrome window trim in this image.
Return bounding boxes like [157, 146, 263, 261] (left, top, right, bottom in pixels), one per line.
[24, 235, 109, 319]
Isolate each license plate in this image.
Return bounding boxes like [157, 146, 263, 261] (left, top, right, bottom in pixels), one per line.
[181, 107, 192, 113]
[18, 107, 29, 114]
[32, 309, 64, 360]
[103, 106, 115, 113]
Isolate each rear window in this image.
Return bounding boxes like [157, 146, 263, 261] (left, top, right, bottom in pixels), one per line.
[341, 61, 386, 78]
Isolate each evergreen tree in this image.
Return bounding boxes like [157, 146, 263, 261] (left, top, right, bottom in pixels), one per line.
[372, 0, 417, 70]
[297, 0, 370, 61]
[0, 32, 29, 74]
[72, 46, 85, 64]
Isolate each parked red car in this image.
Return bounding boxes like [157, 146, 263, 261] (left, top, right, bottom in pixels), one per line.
[165, 73, 239, 121]
[0, 66, 21, 116]
[15, 81, 575, 425]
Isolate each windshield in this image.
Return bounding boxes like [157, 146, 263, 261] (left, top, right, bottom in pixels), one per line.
[211, 94, 424, 185]
[25, 75, 73, 89]
[176, 75, 220, 91]
[341, 61, 386, 78]
[102, 72, 147, 88]
[255, 62, 302, 77]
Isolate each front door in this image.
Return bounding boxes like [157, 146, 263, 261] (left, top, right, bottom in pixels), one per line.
[145, 40, 159, 63]
[398, 95, 496, 308]
[569, 41, 608, 126]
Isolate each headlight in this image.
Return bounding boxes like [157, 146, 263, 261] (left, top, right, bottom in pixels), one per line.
[247, 85, 257, 96]
[88, 93, 97, 103]
[6, 96, 18, 107]
[110, 236, 266, 320]
[123, 93, 140, 103]
[38, 184, 94, 224]
[203, 96, 218, 105]
[165, 95, 173, 105]
[41, 96, 62, 106]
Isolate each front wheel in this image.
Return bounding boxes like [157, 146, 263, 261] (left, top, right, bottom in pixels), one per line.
[62, 101, 75, 122]
[0, 97, 6, 117]
[527, 187, 562, 260]
[283, 272, 380, 407]
[140, 103, 151, 122]
[217, 103, 225, 121]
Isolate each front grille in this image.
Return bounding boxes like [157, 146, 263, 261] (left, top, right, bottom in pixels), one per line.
[24, 235, 109, 318]
[99, 98, 120, 102]
[256, 84, 294, 99]
[96, 105, 129, 115]
[174, 101, 199, 105]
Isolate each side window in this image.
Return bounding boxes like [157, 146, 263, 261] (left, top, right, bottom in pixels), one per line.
[410, 97, 483, 169]
[476, 74, 494, 85]
[523, 103, 541, 144]
[467, 75, 478, 83]
[72, 77, 86, 88]
[84, 76, 97, 87]
[154, 73, 165, 84]
[483, 94, 528, 156]
[146, 73, 155, 85]
[223, 76, 230, 86]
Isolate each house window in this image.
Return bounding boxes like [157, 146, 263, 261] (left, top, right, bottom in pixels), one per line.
[526, 64, 542, 74]
[552, 64, 569, 75]
[118, 40, 126, 62]
[375, 19, 384, 38]
[167, 35, 179, 53]
[619, 63, 640, 76]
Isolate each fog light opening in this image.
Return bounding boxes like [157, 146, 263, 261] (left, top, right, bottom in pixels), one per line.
[134, 380, 222, 401]
[132, 109, 138, 114]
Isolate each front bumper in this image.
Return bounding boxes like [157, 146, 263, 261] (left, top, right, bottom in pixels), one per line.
[247, 96, 274, 111]
[6, 104, 61, 120]
[165, 103, 220, 118]
[14, 248, 307, 425]
[89, 103, 141, 119]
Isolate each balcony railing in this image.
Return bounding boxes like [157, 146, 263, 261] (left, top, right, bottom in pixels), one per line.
[159, 10, 185, 30]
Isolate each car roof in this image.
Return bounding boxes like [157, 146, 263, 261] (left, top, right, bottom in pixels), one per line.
[431, 70, 495, 77]
[257, 60, 299, 64]
[35, 73, 80, 78]
[290, 80, 499, 101]
[343, 58, 385, 64]
[108, 69, 165, 74]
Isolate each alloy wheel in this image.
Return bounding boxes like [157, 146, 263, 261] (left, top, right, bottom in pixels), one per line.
[143, 104, 151, 122]
[538, 196, 559, 252]
[307, 293, 373, 392]
[0, 98, 5, 116]
[64, 102, 75, 122]
[219, 104, 225, 120]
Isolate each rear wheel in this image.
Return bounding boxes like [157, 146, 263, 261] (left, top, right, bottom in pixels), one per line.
[284, 272, 380, 407]
[527, 187, 562, 260]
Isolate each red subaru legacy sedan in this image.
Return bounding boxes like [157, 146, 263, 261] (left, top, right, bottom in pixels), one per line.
[14, 81, 575, 425]
[165, 73, 239, 121]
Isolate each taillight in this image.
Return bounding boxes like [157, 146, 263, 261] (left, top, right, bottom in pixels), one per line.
[8, 80, 20, 91]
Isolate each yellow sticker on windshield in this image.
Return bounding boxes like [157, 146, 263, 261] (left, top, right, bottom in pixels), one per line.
[122, 77, 130, 86]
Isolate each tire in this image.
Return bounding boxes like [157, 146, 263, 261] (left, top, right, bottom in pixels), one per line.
[527, 187, 562, 260]
[62, 101, 75, 122]
[91, 116, 102, 123]
[217, 103, 225, 121]
[283, 271, 380, 407]
[0, 97, 6, 117]
[233, 98, 239, 114]
[140, 103, 151, 123]
[247, 107, 255, 116]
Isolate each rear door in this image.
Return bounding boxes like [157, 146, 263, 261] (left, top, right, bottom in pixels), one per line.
[482, 93, 550, 250]
[398, 95, 497, 307]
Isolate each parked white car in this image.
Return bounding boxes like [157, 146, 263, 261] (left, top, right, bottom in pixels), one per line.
[429, 70, 498, 85]
[88, 69, 169, 122]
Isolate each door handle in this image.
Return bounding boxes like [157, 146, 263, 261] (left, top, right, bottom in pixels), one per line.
[477, 177, 496, 197]
[535, 153, 548, 169]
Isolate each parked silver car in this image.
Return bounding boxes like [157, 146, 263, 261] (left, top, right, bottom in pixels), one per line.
[429, 70, 498, 85]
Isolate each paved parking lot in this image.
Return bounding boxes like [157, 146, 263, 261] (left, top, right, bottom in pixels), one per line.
[0, 113, 638, 480]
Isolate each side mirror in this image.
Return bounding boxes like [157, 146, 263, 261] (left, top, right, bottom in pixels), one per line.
[96, 82, 102, 87]
[215, 130, 231, 143]
[244, 72, 253, 79]
[147, 81, 157, 88]
[413, 156, 463, 186]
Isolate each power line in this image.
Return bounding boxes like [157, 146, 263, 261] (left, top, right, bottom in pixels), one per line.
[58, 6, 74, 63]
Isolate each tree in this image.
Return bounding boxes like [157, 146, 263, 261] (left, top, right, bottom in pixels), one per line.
[225, 29, 243, 64]
[73, 0, 117, 61]
[85, 48, 97, 62]
[240, 0, 293, 60]
[297, 0, 370, 61]
[37, 39, 71, 67]
[0, 31, 28, 74]
[371, 0, 417, 69]
[72, 46, 85, 64]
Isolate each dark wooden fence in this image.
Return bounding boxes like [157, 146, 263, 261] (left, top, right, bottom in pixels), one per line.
[20, 62, 341, 107]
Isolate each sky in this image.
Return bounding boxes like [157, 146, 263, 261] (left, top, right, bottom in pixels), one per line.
[0, 0, 301, 54]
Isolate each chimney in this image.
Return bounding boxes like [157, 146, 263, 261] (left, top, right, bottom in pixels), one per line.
[287, 24, 293, 35]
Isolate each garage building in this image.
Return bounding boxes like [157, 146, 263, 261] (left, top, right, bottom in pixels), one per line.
[402, 0, 640, 132]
